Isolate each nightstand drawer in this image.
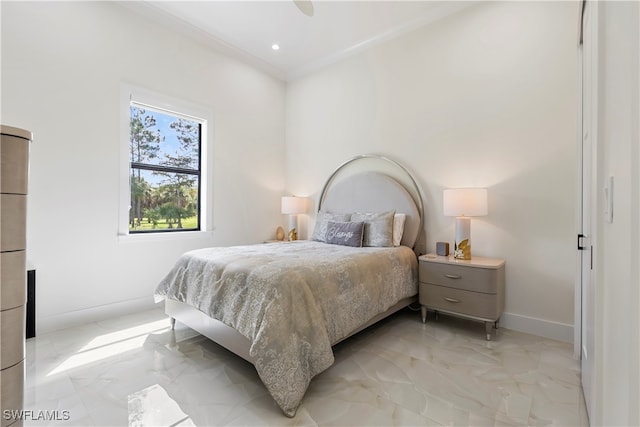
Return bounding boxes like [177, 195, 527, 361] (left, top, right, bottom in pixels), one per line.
[419, 262, 500, 294]
[419, 283, 501, 320]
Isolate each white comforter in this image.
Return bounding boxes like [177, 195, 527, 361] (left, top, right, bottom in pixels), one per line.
[154, 240, 417, 417]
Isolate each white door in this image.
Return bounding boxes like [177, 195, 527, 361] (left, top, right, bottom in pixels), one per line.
[579, 0, 596, 421]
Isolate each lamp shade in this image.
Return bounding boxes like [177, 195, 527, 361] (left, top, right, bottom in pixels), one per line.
[443, 188, 488, 217]
[281, 196, 308, 215]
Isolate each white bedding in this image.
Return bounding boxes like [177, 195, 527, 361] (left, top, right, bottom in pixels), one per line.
[154, 240, 418, 416]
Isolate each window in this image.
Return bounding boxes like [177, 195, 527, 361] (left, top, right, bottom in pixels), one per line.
[128, 102, 202, 233]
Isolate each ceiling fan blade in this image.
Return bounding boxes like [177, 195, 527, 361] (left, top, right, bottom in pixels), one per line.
[293, 0, 314, 17]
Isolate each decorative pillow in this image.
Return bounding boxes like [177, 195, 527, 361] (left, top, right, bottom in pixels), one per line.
[350, 210, 395, 247]
[311, 211, 351, 242]
[325, 221, 365, 247]
[393, 213, 406, 246]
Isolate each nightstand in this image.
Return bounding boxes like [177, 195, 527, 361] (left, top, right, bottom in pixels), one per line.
[419, 254, 505, 340]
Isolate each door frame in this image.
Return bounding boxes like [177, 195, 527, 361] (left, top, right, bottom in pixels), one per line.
[576, 0, 599, 423]
[574, 0, 584, 360]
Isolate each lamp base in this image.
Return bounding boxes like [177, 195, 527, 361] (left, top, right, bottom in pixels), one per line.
[454, 217, 471, 260]
[288, 215, 298, 241]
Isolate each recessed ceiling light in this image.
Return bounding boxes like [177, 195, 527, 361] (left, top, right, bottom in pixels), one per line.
[271, 44, 280, 51]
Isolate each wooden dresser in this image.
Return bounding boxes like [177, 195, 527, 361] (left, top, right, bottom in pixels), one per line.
[1, 125, 31, 427]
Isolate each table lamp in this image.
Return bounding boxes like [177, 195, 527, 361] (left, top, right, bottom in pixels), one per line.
[281, 196, 308, 241]
[443, 188, 488, 260]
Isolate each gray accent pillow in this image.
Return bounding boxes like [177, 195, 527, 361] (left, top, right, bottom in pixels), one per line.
[350, 210, 396, 247]
[312, 212, 351, 242]
[325, 221, 364, 247]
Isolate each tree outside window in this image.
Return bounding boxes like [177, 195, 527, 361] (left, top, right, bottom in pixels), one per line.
[129, 104, 201, 232]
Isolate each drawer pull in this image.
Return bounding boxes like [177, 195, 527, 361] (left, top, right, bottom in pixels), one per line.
[444, 297, 461, 303]
[444, 274, 461, 279]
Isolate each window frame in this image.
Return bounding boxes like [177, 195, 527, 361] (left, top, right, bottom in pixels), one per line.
[129, 102, 203, 234]
[119, 84, 213, 241]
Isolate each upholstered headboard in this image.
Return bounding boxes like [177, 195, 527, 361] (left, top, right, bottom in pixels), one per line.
[318, 155, 424, 249]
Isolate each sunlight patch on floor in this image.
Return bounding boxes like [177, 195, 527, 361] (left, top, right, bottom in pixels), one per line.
[129, 384, 194, 427]
[47, 319, 170, 376]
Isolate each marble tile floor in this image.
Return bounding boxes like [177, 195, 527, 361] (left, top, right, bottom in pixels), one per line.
[22, 307, 589, 426]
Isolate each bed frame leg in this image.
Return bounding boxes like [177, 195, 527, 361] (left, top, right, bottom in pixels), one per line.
[421, 306, 427, 324]
[170, 317, 176, 330]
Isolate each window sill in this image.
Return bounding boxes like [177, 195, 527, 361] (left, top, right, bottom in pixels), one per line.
[118, 229, 214, 244]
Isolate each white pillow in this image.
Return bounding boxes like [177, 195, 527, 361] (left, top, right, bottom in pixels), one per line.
[393, 213, 406, 246]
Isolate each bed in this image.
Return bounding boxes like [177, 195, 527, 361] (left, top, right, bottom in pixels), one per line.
[154, 154, 425, 417]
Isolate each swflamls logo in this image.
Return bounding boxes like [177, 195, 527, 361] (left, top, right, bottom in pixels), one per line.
[3, 410, 70, 421]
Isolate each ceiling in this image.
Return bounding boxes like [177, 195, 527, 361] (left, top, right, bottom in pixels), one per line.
[124, 1, 473, 81]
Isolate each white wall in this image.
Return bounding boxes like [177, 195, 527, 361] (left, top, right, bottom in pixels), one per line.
[1, 2, 286, 332]
[286, 1, 578, 339]
[594, 2, 640, 425]
[1, 1, 581, 340]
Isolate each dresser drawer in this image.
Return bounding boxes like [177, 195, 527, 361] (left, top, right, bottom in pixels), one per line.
[1, 360, 24, 427]
[419, 283, 502, 320]
[1, 250, 26, 311]
[1, 194, 27, 252]
[419, 261, 501, 294]
[0, 306, 25, 370]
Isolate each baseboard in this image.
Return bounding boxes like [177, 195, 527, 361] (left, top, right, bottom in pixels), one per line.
[499, 312, 574, 343]
[36, 296, 159, 335]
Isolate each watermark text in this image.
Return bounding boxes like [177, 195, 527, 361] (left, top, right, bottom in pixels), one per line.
[3, 410, 70, 422]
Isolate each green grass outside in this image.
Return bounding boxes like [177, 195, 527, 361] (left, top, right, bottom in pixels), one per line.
[130, 216, 198, 231]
